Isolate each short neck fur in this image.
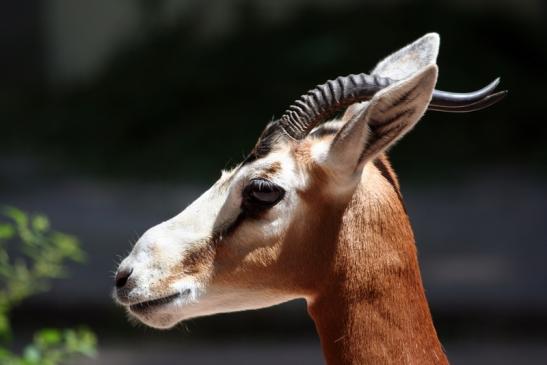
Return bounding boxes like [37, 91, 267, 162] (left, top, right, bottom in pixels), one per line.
[307, 157, 448, 365]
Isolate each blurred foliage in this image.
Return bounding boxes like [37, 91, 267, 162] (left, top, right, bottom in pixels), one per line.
[1, 0, 546, 181]
[0, 207, 96, 364]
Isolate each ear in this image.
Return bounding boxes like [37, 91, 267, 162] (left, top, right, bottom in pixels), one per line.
[371, 33, 439, 80]
[337, 33, 440, 124]
[326, 65, 438, 179]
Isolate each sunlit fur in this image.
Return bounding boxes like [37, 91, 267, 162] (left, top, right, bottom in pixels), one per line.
[114, 33, 449, 364]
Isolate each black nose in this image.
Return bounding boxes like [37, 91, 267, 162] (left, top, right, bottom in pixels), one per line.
[115, 268, 133, 288]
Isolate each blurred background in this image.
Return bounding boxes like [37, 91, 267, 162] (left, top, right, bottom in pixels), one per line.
[1, 0, 546, 364]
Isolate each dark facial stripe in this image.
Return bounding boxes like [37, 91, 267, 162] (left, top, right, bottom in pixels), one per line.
[212, 211, 246, 245]
[242, 152, 260, 165]
[213, 177, 283, 244]
[212, 203, 274, 246]
[244, 120, 283, 165]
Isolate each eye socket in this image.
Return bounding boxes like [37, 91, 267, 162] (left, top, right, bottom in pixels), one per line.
[242, 178, 285, 209]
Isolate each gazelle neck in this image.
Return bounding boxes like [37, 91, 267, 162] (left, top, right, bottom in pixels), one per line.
[307, 157, 448, 365]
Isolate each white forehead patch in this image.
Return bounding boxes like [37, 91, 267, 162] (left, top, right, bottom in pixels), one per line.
[238, 148, 301, 188]
[308, 119, 347, 165]
[310, 139, 331, 165]
[115, 137, 320, 329]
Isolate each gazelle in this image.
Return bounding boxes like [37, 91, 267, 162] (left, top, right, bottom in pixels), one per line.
[114, 33, 505, 364]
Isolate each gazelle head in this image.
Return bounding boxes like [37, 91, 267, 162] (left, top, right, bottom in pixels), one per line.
[113, 33, 505, 329]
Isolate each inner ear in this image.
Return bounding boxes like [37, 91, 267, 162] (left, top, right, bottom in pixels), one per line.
[371, 33, 439, 80]
[358, 65, 438, 164]
[325, 65, 438, 178]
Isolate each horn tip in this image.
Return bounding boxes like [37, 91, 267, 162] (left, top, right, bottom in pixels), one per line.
[494, 89, 509, 99]
[488, 77, 501, 90]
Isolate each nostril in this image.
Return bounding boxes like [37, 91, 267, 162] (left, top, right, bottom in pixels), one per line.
[115, 268, 133, 288]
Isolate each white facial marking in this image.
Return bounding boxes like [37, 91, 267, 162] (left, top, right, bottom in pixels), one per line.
[114, 32, 449, 332]
[310, 139, 331, 164]
[114, 146, 305, 329]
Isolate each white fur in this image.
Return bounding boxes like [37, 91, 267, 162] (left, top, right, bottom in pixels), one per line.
[310, 139, 331, 164]
[372, 33, 439, 80]
[115, 148, 305, 328]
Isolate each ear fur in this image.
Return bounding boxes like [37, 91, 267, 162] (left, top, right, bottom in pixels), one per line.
[359, 64, 438, 163]
[371, 33, 439, 80]
[326, 65, 438, 178]
[339, 33, 440, 124]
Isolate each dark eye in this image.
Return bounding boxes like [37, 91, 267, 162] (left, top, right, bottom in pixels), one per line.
[242, 178, 285, 210]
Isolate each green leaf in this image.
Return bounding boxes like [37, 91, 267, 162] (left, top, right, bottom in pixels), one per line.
[0, 312, 12, 339]
[0, 207, 97, 364]
[31, 215, 49, 233]
[1, 207, 27, 227]
[22, 345, 40, 363]
[35, 328, 62, 346]
[74, 328, 98, 356]
[0, 347, 16, 360]
[50, 233, 85, 262]
[0, 224, 14, 240]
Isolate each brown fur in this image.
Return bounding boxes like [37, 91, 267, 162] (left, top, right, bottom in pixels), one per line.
[291, 143, 446, 364]
[163, 140, 446, 364]
[257, 143, 445, 363]
[260, 161, 282, 179]
[235, 143, 444, 363]
[307, 159, 447, 364]
[153, 242, 215, 294]
[209, 141, 344, 296]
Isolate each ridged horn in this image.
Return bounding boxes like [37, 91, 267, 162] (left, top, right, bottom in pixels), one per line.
[278, 74, 389, 140]
[278, 73, 506, 140]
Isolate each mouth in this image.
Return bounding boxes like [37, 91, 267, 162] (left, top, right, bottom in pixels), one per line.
[129, 290, 190, 313]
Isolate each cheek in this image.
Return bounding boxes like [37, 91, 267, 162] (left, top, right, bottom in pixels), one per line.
[208, 192, 300, 284]
[180, 244, 216, 277]
[213, 243, 282, 290]
[151, 244, 216, 293]
[212, 215, 290, 282]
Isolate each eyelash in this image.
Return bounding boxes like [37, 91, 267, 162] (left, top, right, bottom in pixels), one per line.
[241, 178, 285, 215]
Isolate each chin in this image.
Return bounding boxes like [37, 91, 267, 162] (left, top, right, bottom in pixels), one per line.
[123, 287, 218, 329]
[124, 286, 298, 329]
[127, 298, 218, 329]
[127, 301, 182, 329]
[122, 288, 196, 329]
[129, 310, 179, 329]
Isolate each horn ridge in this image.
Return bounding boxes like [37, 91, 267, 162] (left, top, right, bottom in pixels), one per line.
[279, 73, 387, 139]
[272, 73, 505, 141]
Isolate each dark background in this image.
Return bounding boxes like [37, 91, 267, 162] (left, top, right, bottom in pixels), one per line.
[1, 1, 546, 364]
